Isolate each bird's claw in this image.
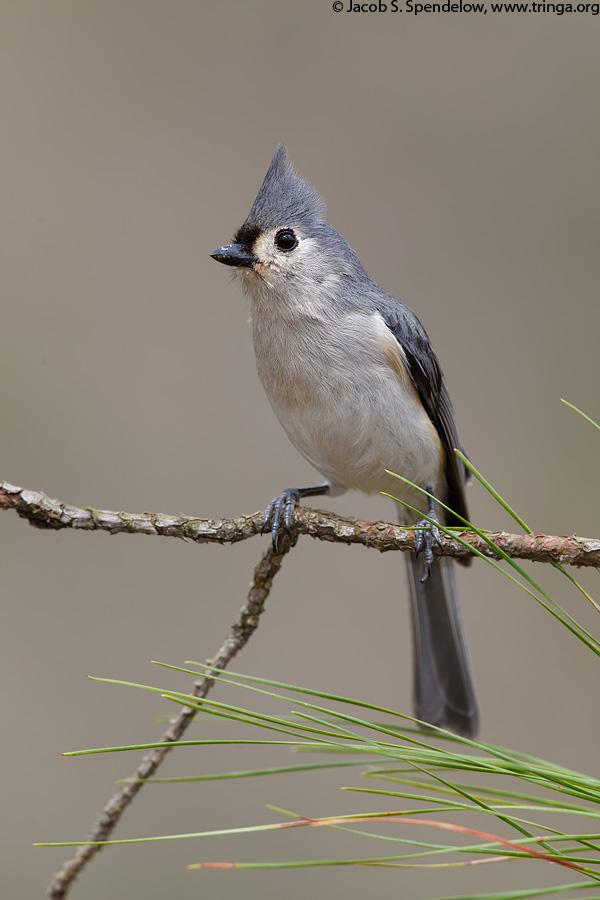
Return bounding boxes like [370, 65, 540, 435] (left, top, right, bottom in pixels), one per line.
[262, 488, 300, 551]
[414, 515, 443, 582]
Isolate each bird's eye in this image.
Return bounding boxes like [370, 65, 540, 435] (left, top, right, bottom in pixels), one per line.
[274, 229, 298, 252]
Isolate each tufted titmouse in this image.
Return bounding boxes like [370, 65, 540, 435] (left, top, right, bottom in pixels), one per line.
[211, 145, 479, 737]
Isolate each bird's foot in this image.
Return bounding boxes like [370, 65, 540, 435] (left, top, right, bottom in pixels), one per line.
[414, 510, 444, 582]
[262, 488, 300, 551]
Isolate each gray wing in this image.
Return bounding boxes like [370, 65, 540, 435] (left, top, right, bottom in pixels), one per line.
[376, 296, 470, 532]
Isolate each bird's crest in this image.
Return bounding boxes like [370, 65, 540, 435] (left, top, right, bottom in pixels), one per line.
[240, 145, 325, 237]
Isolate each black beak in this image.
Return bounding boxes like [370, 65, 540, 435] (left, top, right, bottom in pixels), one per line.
[210, 243, 256, 268]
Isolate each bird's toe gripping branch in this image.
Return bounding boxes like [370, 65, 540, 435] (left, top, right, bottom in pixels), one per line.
[262, 489, 300, 551]
[414, 490, 444, 582]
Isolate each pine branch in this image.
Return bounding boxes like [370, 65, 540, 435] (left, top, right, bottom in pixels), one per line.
[2, 481, 600, 568]
[1, 477, 596, 896]
[46, 538, 291, 899]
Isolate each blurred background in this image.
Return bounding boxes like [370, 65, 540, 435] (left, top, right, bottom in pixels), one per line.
[2, 3, 600, 898]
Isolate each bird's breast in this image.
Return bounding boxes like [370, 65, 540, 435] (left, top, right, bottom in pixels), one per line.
[251, 309, 443, 501]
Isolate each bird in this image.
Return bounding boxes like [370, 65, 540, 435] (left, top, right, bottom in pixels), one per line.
[211, 145, 479, 737]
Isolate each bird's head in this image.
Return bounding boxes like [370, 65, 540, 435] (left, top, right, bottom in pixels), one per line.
[211, 145, 364, 308]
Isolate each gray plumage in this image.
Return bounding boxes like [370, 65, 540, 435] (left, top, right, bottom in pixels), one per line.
[245, 145, 325, 232]
[211, 145, 479, 737]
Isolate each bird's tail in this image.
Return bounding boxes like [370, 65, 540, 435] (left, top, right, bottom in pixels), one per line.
[405, 553, 479, 737]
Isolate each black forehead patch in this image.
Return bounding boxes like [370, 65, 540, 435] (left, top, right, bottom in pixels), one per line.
[234, 219, 262, 249]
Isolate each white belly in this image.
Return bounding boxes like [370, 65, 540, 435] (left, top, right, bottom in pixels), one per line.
[252, 310, 443, 516]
